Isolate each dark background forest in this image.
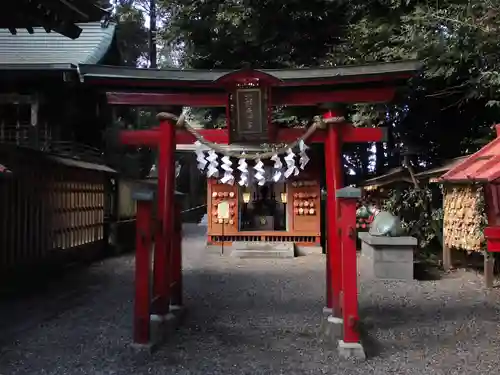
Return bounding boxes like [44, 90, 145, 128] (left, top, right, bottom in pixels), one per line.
[105, 0, 500, 181]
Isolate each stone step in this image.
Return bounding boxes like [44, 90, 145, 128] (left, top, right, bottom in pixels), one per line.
[230, 242, 295, 259]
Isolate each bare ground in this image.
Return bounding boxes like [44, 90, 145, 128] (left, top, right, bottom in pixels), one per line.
[1, 225, 500, 375]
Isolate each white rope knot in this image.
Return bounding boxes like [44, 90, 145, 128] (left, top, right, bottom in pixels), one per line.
[156, 112, 186, 128]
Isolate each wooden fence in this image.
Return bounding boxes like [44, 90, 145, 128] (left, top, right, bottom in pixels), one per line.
[0, 145, 115, 276]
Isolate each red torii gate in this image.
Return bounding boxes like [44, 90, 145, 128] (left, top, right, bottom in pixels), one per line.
[78, 61, 421, 358]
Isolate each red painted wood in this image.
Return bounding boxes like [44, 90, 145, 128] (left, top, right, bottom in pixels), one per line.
[214, 69, 283, 85]
[87, 72, 412, 90]
[106, 87, 395, 107]
[338, 195, 361, 344]
[276, 126, 385, 144]
[324, 110, 344, 317]
[164, 117, 177, 306]
[120, 129, 159, 146]
[441, 125, 500, 183]
[485, 226, 500, 252]
[172, 126, 385, 145]
[107, 92, 228, 107]
[273, 87, 396, 106]
[324, 128, 333, 310]
[134, 199, 152, 344]
[152, 119, 175, 315]
[170, 201, 183, 306]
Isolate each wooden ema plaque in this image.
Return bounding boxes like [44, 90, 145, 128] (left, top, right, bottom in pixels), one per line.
[289, 181, 321, 234]
[208, 179, 238, 235]
[230, 86, 269, 143]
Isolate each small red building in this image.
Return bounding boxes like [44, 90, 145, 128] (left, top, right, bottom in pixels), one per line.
[441, 125, 500, 287]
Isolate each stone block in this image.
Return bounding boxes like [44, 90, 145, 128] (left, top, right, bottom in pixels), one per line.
[373, 261, 413, 280]
[319, 314, 343, 343]
[374, 247, 414, 263]
[130, 305, 187, 353]
[359, 232, 416, 281]
[296, 245, 323, 256]
[337, 340, 366, 360]
[230, 242, 295, 258]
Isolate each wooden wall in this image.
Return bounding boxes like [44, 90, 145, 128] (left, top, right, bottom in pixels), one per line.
[0, 146, 112, 277]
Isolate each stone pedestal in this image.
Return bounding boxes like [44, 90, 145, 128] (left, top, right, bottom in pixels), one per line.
[358, 232, 417, 281]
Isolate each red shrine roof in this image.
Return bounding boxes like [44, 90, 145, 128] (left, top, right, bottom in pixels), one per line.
[77, 60, 422, 87]
[441, 125, 500, 184]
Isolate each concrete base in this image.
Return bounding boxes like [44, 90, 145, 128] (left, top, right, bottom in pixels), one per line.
[129, 342, 154, 353]
[230, 242, 295, 258]
[130, 305, 187, 353]
[337, 340, 366, 360]
[296, 245, 323, 256]
[359, 232, 417, 281]
[319, 313, 343, 343]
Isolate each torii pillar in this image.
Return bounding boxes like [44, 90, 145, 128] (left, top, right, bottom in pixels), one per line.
[119, 112, 177, 318]
[321, 104, 386, 341]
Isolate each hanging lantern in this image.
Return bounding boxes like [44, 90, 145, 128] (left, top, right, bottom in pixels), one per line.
[280, 192, 287, 204]
[242, 192, 251, 203]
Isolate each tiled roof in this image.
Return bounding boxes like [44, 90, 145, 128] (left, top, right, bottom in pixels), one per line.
[414, 155, 469, 180]
[441, 126, 500, 183]
[0, 22, 116, 67]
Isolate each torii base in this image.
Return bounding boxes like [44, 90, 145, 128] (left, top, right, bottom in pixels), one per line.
[129, 306, 187, 353]
[337, 340, 366, 360]
[320, 315, 343, 343]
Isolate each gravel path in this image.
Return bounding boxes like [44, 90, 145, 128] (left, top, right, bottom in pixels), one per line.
[1, 226, 500, 374]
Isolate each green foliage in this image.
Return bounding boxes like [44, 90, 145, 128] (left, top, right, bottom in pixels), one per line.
[331, 0, 500, 165]
[113, 0, 149, 66]
[105, 0, 500, 180]
[159, 0, 351, 69]
[383, 186, 444, 251]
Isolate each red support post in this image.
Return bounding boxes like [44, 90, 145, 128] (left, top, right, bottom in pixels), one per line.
[324, 110, 344, 317]
[170, 201, 183, 307]
[336, 187, 363, 357]
[324, 130, 332, 310]
[133, 192, 154, 345]
[152, 114, 176, 316]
